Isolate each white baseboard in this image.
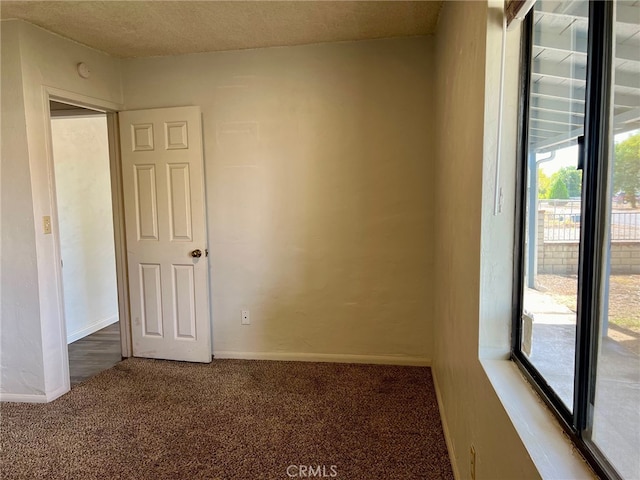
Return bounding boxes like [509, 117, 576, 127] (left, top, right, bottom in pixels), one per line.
[46, 383, 69, 402]
[0, 392, 48, 403]
[432, 369, 460, 480]
[1, 382, 69, 404]
[67, 314, 118, 344]
[213, 351, 431, 366]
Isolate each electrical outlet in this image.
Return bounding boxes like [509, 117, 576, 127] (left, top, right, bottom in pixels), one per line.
[470, 445, 476, 480]
[241, 310, 250, 325]
[43, 216, 52, 234]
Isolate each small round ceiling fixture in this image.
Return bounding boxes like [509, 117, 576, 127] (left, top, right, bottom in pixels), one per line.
[77, 62, 91, 79]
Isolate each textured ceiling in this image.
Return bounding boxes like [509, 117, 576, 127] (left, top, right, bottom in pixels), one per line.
[0, 1, 443, 58]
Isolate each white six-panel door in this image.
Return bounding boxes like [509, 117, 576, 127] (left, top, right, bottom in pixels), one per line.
[119, 106, 211, 363]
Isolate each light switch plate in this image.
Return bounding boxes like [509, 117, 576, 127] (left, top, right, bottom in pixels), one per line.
[43, 216, 52, 234]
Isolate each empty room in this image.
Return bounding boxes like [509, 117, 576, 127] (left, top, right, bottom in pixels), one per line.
[1, 1, 638, 479]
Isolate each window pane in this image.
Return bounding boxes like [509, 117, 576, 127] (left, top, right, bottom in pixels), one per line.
[590, 2, 640, 478]
[520, 0, 590, 412]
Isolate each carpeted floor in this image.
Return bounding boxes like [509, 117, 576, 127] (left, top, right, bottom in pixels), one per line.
[1, 358, 453, 480]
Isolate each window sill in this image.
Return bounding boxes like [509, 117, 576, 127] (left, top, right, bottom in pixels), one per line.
[480, 357, 597, 479]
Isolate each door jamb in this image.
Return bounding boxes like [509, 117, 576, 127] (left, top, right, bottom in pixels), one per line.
[106, 112, 132, 357]
[43, 87, 132, 366]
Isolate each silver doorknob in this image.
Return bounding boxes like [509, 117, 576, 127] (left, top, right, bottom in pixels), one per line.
[190, 249, 203, 258]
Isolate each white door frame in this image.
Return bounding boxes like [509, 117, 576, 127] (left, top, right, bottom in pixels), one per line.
[43, 86, 132, 379]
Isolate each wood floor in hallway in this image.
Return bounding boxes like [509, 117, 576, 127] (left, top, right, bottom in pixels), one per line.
[68, 322, 122, 386]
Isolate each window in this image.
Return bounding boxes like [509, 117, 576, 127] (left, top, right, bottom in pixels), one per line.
[513, 1, 640, 479]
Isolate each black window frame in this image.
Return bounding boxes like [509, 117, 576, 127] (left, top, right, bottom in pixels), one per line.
[511, 2, 624, 479]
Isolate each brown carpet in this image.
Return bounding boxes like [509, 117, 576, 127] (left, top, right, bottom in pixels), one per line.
[1, 358, 453, 480]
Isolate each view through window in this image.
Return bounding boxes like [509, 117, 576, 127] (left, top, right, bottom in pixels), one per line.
[515, 1, 639, 478]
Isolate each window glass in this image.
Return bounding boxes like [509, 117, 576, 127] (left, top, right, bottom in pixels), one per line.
[589, 2, 640, 478]
[520, 0, 589, 412]
[516, 1, 640, 478]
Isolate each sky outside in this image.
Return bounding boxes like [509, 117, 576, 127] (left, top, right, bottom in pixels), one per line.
[538, 129, 640, 176]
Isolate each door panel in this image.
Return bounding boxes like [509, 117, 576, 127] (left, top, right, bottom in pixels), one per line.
[134, 165, 159, 240]
[172, 264, 196, 339]
[120, 106, 210, 363]
[167, 164, 192, 241]
[140, 263, 163, 337]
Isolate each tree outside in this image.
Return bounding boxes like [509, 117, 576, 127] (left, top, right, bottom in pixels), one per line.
[548, 176, 569, 199]
[613, 133, 640, 209]
[554, 167, 582, 198]
[538, 166, 581, 199]
[538, 170, 551, 199]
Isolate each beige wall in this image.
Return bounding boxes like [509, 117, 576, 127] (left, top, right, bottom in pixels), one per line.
[1, 21, 45, 396]
[122, 36, 436, 362]
[0, 20, 123, 400]
[433, 2, 541, 478]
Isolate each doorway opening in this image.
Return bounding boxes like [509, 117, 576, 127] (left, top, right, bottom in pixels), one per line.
[49, 100, 122, 386]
